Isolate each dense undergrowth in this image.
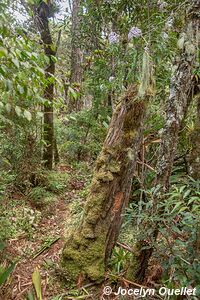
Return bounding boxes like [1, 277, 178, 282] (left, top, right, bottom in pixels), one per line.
[1, 104, 200, 299]
[0, 0, 200, 299]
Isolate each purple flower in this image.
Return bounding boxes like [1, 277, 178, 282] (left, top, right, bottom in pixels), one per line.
[157, 1, 167, 11]
[109, 76, 115, 82]
[108, 32, 119, 44]
[162, 32, 169, 40]
[128, 27, 142, 40]
[165, 17, 174, 29]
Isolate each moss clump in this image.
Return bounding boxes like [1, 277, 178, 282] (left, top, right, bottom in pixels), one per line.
[108, 160, 121, 173]
[96, 153, 109, 167]
[62, 231, 106, 282]
[96, 171, 114, 182]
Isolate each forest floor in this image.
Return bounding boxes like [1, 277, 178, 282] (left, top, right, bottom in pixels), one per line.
[1, 162, 162, 300]
[0, 162, 96, 300]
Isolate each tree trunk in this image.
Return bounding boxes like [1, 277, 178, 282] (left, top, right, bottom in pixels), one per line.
[54, 137, 60, 165]
[69, 0, 83, 112]
[34, 1, 56, 170]
[188, 96, 200, 179]
[130, 0, 200, 283]
[62, 84, 151, 282]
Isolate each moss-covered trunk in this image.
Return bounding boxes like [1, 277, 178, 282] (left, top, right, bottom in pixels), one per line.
[130, 0, 200, 283]
[33, 1, 56, 170]
[62, 85, 151, 282]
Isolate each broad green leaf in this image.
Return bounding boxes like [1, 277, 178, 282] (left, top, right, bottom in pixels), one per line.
[171, 202, 182, 213]
[36, 66, 45, 74]
[37, 111, 43, 118]
[178, 206, 188, 213]
[15, 106, 22, 116]
[0, 65, 7, 75]
[32, 267, 42, 300]
[24, 110, 32, 121]
[17, 85, 24, 95]
[51, 295, 63, 300]
[102, 121, 109, 128]
[31, 52, 38, 59]
[183, 189, 191, 199]
[0, 47, 8, 58]
[0, 262, 16, 286]
[188, 196, 200, 205]
[50, 55, 58, 63]
[26, 291, 35, 300]
[0, 241, 5, 251]
[179, 185, 186, 193]
[5, 103, 12, 113]
[5, 79, 13, 91]
[68, 87, 78, 100]
[12, 58, 20, 68]
[44, 56, 50, 64]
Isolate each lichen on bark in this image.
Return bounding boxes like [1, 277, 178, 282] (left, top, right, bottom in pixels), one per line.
[129, 0, 200, 283]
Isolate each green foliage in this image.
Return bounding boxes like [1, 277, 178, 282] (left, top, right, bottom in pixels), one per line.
[0, 262, 16, 287]
[45, 171, 69, 193]
[57, 108, 108, 161]
[0, 197, 42, 241]
[158, 179, 200, 288]
[126, 177, 200, 289]
[0, 0, 199, 296]
[0, 3, 60, 191]
[32, 267, 43, 300]
[28, 187, 55, 207]
[109, 247, 131, 274]
[0, 242, 16, 287]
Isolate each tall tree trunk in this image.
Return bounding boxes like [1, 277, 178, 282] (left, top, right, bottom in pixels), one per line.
[188, 96, 200, 179]
[130, 0, 200, 283]
[62, 83, 152, 282]
[69, 0, 83, 112]
[34, 1, 55, 170]
[54, 137, 60, 165]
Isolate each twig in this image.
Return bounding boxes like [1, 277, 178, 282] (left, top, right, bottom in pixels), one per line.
[64, 295, 93, 300]
[32, 237, 60, 259]
[79, 283, 96, 290]
[55, 29, 62, 56]
[116, 242, 133, 253]
[122, 278, 164, 300]
[137, 160, 156, 172]
[16, 286, 31, 300]
[122, 277, 150, 289]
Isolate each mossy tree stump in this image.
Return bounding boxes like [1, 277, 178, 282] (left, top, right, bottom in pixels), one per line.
[62, 85, 151, 283]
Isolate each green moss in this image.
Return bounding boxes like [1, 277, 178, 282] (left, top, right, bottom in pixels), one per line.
[89, 178, 101, 192]
[108, 160, 121, 173]
[96, 171, 114, 182]
[82, 226, 95, 239]
[125, 243, 143, 280]
[96, 153, 108, 167]
[62, 232, 106, 282]
[85, 262, 104, 282]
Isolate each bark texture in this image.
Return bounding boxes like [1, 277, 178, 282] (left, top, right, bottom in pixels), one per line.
[34, 1, 55, 170]
[131, 0, 200, 283]
[155, 0, 200, 188]
[188, 96, 200, 179]
[62, 85, 151, 282]
[69, 0, 83, 112]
